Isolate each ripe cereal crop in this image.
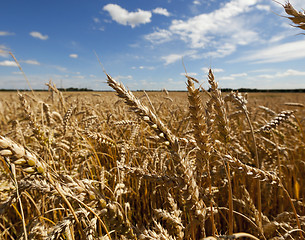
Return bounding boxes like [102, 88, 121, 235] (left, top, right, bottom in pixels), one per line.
[0, 2, 305, 239]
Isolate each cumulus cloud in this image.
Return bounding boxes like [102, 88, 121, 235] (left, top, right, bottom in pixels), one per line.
[169, 0, 259, 48]
[103, 4, 152, 28]
[0, 31, 15, 36]
[145, 0, 262, 59]
[69, 54, 78, 59]
[29, 31, 49, 40]
[152, 8, 170, 17]
[0, 60, 17, 67]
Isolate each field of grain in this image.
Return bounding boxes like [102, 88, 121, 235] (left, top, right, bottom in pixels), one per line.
[0, 70, 304, 240]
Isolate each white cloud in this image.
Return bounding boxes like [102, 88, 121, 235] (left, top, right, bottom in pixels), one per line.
[161, 54, 183, 65]
[258, 69, 305, 79]
[268, 34, 286, 43]
[180, 72, 197, 76]
[256, 4, 270, 11]
[257, 74, 275, 79]
[144, 0, 272, 61]
[0, 31, 15, 36]
[69, 54, 78, 59]
[29, 31, 49, 40]
[138, 66, 155, 70]
[161, 50, 198, 65]
[22, 59, 40, 65]
[219, 76, 235, 81]
[231, 73, 247, 77]
[115, 75, 133, 80]
[193, 0, 201, 5]
[206, 43, 236, 58]
[217, 72, 247, 81]
[168, 0, 259, 48]
[280, 69, 305, 77]
[152, 8, 170, 17]
[103, 4, 152, 28]
[0, 60, 17, 67]
[239, 40, 305, 63]
[145, 29, 173, 44]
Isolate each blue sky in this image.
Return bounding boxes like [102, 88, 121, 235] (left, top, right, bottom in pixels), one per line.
[0, 0, 305, 90]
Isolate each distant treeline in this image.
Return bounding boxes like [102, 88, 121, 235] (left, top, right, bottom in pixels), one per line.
[0, 88, 304, 93]
[58, 88, 93, 92]
[218, 88, 305, 93]
[138, 88, 305, 93]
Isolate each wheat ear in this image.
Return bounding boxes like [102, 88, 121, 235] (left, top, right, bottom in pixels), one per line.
[207, 69, 231, 143]
[18, 92, 49, 146]
[282, 2, 305, 31]
[186, 75, 216, 235]
[0, 135, 47, 239]
[186, 75, 211, 166]
[106, 73, 178, 149]
[256, 110, 295, 133]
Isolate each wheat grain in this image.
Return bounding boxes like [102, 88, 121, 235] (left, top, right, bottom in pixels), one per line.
[0, 135, 47, 175]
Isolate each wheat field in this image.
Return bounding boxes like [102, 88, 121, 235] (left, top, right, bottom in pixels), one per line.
[0, 70, 304, 240]
[1, 2, 305, 240]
